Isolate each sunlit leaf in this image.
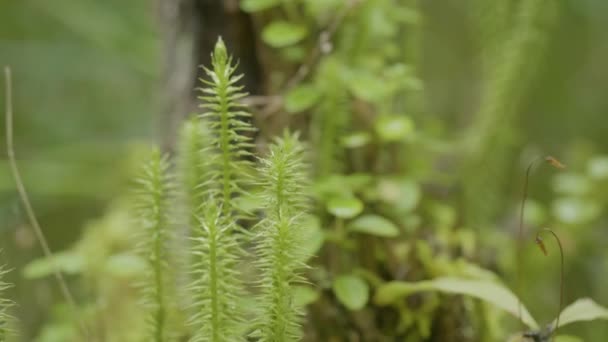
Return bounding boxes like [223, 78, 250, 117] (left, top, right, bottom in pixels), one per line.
[262, 21, 307, 48]
[341, 131, 371, 148]
[333, 274, 369, 310]
[375, 115, 415, 142]
[347, 71, 390, 101]
[348, 214, 399, 237]
[377, 178, 420, 212]
[23, 252, 85, 279]
[327, 196, 363, 219]
[374, 277, 539, 329]
[552, 298, 608, 329]
[284, 84, 321, 113]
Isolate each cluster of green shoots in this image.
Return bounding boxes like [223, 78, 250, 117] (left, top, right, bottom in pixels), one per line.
[135, 38, 312, 341]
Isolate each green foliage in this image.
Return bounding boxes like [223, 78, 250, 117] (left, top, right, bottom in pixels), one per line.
[348, 214, 400, 237]
[376, 275, 608, 339]
[22, 198, 148, 341]
[552, 298, 608, 328]
[376, 276, 539, 329]
[262, 22, 308, 48]
[254, 132, 310, 341]
[284, 84, 321, 114]
[6, 0, 608, 341]
[332, 274, 369, 311]
[326, 196, 363, 219]
[134, 148, 174, 341]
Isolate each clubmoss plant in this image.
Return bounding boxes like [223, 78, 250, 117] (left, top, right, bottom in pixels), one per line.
[135, 148, 174, 342]
[198, 37, 255, 217]
[254, 132, 310, 341]
[186, 37, 252, 341]
[188, 201, 245, 342]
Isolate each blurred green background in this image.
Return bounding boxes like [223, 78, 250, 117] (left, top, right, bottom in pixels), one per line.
[1, 0, 608, 340]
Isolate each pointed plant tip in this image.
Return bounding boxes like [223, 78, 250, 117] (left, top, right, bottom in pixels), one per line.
[214, 37, 228, 64]
[545, 156, 566, 169]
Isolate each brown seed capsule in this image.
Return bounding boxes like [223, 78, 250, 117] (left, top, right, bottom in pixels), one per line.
[545, 156, 566, 169]
[535, 236, 548, 256]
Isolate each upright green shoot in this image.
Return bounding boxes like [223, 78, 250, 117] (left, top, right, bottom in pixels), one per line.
[198, 37, 255, 218]
[187, 37, 252, 341]
[255, 132, 310, 341]
[135, 149, 173, 342]
[189, 202, 245, 342]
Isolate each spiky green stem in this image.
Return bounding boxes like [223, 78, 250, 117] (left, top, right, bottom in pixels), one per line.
[256, 132, 310, 341]
[188, 37, 251, 342]
[136, 149, 172, 341]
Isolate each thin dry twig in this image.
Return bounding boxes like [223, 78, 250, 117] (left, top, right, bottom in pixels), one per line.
[4, 66, 88, 337]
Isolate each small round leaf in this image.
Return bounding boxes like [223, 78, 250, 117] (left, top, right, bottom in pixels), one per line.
[341, 131, 371, 148]
[327, 196, 363, 219]
[349, 214, 399, 237]
[333, 274, 369, 310]
[262, 21, 308, 48]
[375, 115, 414, 142]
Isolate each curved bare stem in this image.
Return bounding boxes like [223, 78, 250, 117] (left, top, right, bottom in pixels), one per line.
[517, 156, 565, 325]
[535, 228, 565, 341]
